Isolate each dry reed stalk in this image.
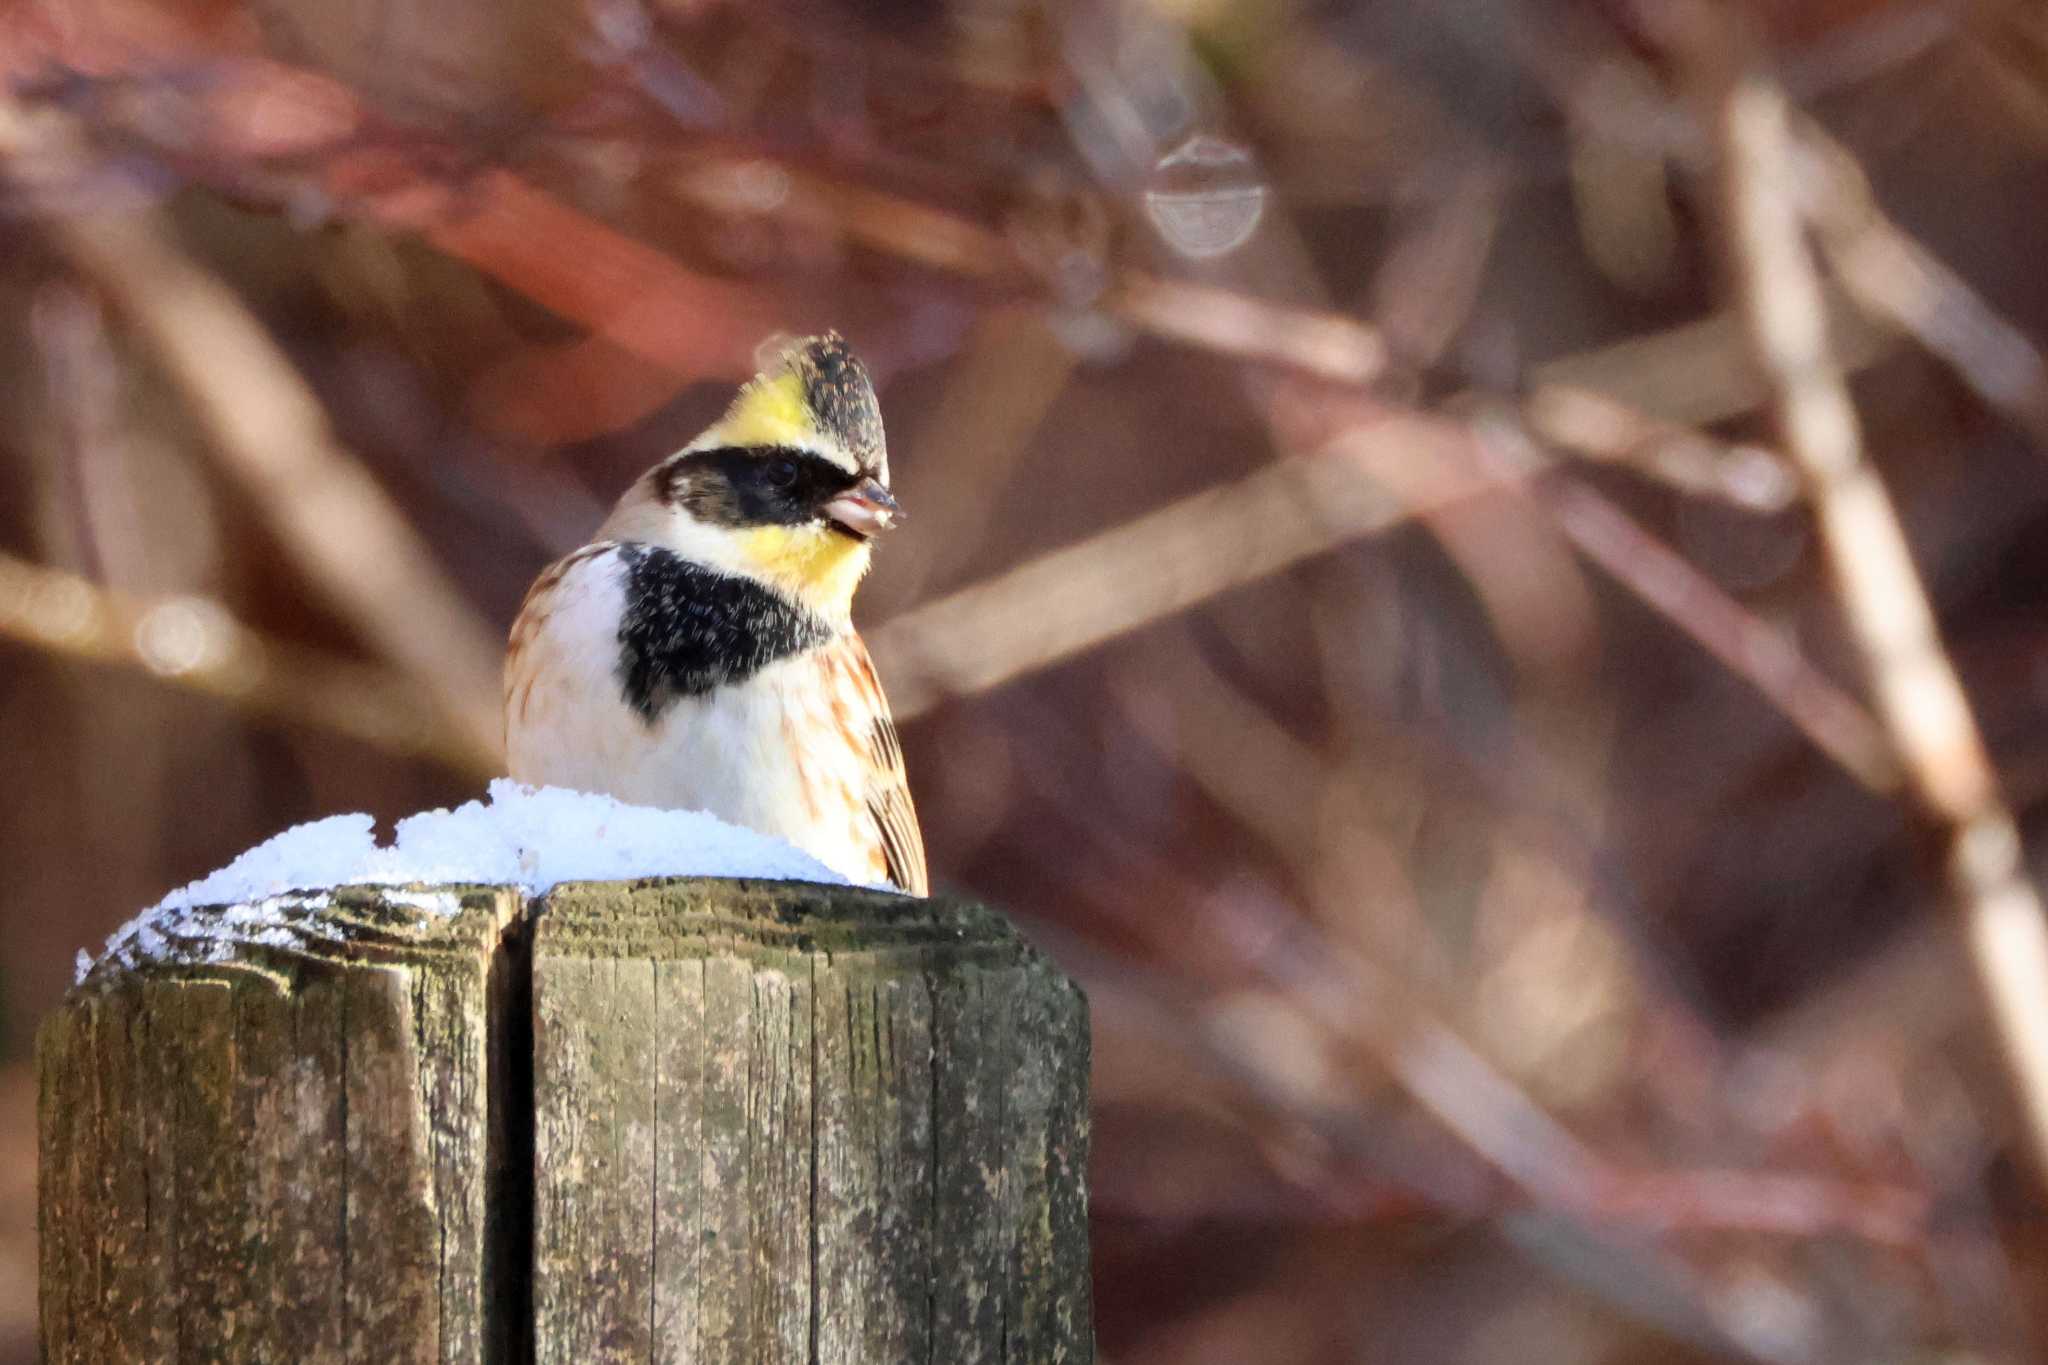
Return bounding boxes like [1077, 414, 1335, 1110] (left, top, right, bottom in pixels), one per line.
[1714, 57, 2048, 1182]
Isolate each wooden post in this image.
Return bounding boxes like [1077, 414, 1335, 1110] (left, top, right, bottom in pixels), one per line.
[38, 879, 1093, 1364]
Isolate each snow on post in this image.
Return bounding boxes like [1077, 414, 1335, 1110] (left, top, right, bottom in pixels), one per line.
[38, 788, 1094, 1363]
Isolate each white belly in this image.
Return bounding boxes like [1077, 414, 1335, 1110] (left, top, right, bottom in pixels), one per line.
[504, 547, 878, 884]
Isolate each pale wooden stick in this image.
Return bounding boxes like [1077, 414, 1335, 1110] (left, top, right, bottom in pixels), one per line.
[1715, 62, 2048, 1179]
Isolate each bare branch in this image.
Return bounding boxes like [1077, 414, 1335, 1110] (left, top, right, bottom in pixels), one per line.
[1797, 120, 2048, 448]
[1713, 51, 2048, 1181]
[1472, 417, 1898, 791]
[872, 389, 1897, 798]
[45, 207, 506, 764]
[868, 411, 1465, 719]
[1520, 383, 1797, 511]
[1525, 285, 1899, 428]
[0, 550, 492, 774]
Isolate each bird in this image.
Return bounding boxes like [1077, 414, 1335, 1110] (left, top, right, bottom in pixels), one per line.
[503, 333, 927, 895]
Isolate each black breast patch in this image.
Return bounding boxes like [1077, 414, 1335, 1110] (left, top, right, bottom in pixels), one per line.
[613, 542, 835, 724]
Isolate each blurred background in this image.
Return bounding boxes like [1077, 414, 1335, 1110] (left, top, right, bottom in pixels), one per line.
[10, 0, 2048, 1359]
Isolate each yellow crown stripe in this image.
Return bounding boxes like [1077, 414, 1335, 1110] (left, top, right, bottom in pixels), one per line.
[718, 372, 814, 449]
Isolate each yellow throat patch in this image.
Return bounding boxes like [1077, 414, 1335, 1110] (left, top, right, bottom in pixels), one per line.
[739, 524, 870, 616]
[711, 368, 874, 615]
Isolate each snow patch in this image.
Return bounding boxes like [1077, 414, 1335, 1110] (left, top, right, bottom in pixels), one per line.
[80, 780, 855, 983]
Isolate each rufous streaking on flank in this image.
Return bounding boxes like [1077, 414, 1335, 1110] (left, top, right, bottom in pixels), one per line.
[504, 333, 926, 894]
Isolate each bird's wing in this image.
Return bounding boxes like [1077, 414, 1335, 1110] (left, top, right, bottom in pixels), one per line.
[841, 631, 928, 896]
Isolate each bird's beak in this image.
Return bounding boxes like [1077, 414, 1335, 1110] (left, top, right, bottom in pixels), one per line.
[823, 477, 903, 538]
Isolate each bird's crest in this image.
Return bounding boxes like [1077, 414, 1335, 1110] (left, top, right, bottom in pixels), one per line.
[717, 333, 887, 479]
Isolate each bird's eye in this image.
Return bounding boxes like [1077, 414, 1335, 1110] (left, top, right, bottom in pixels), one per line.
[765, 457, 800, 490]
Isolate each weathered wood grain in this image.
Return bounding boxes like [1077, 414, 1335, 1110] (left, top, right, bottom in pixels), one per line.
[38, 886, 519, 1365]
[530, 878, 1094, 1365]
[42, 878, 1094, 1363]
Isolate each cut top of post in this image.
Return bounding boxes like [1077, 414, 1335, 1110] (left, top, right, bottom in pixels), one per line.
[42, 877, 1094, 1365]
